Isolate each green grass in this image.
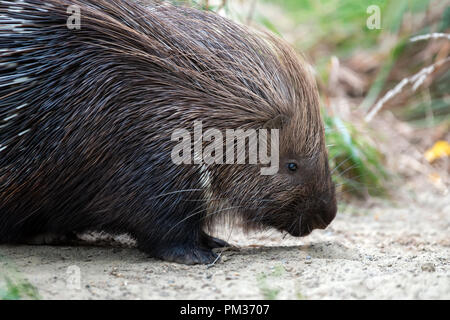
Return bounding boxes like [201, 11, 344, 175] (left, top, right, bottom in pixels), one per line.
[168, 0, 224, 11]
[395, 70, 450, 128]
[264, 0, 447, 125]
[324, 112, 389, 197]
[256, 265, 285, 300]
[264, 0, 432, 50]
[264, 0, 387, 51]
[0, 277, 40, 300]
[0, 257, 40, 300]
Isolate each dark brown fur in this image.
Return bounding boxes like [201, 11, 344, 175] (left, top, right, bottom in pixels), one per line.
[0, 0, 336, 264]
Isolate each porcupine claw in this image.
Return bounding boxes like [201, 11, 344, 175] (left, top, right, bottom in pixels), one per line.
[200, 231, 231, 249]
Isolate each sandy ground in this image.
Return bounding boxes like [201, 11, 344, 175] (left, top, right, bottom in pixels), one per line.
[0, 179, 448, 300]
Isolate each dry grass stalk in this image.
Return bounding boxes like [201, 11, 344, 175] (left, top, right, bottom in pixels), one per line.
[365, 57, 450, 122]
[365, 33, 450, 122]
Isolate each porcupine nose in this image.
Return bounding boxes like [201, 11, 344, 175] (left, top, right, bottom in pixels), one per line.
[312, 190, 337, 229]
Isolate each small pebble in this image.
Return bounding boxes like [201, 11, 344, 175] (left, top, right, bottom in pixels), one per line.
[421, 263, 435, 272]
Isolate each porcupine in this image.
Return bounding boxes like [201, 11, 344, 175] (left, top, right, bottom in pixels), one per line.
[0, 0, 336, 264]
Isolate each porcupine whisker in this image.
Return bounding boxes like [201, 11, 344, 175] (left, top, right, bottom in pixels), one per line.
[248, 205, 270, 226]
[314, 214, 327, 228]
[331, 156, 353, 174]
[160, 205, 245, 241]
[284, 210, 300, 234]
[324, 125, 371, 133]
[298, 215, 303, 235]
[146, 189, 204, 201]
[334, 164, 361, 177]
[305, 217, 312, 234]
[328, 154, 342, 163]
[333, 184, 380, 197]
[183, 197, 277, 203]
[339, 174, 381, 186]
[334, 178, 368, 189]
[251, 206, 280, 227]
[337, 172, 380, 185]
[335, 172, 366, 182]
[183, 198, 228, 202]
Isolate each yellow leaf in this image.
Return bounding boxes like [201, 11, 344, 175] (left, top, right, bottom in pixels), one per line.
[424, 140, 450, 163]
[428, 172, 441, 183]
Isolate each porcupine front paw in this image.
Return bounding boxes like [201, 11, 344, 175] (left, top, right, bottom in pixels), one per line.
[150, 233, 231, 264]
[151, 243, 219, 265]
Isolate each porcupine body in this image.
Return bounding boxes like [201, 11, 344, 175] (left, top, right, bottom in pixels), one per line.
[0, 0, 336, 264]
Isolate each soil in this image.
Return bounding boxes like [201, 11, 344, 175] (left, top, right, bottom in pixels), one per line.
[1, 179, 448, 300]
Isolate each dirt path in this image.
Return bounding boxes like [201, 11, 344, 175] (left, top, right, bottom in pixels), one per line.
[1, 184, 448, 300]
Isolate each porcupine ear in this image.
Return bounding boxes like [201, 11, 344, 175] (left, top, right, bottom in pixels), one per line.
[263, 114, 290, 130]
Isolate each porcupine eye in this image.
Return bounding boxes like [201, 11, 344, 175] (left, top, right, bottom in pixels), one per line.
[287, 163, 298, 172]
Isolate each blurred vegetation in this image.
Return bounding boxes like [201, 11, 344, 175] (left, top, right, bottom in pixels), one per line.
[0, 258, 40, 300]
[0, 277, 40, 300]
[256, 265, 285, 299]
[168, 0, 449, 197]
[324, 112, 389, 197]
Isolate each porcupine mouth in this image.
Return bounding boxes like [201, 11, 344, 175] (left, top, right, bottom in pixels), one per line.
[286, 214, 329, 237]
